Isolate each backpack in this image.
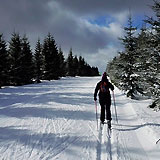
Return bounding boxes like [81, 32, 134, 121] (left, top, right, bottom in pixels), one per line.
[100, 81, 108, 92]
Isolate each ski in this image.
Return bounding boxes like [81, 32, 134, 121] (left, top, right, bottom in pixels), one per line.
[100, 121, 104, 130]
[106, 121, 112, 138]
[101, 121, 112, 138]
[156, 138, 160, 144]
[107, 126, 112, 138]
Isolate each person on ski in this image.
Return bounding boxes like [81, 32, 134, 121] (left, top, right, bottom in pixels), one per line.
[94, 72, 114, 127]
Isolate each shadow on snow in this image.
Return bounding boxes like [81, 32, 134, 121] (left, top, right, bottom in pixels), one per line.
[0, 79, 95, 120]
[0, 126, 96, 158]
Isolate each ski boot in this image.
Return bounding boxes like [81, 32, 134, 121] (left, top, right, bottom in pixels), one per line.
[107, 120, 111, 129]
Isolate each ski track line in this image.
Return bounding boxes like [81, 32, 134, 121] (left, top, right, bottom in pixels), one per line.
[96, 124, 103, 160]
[96, 101, 115, 160]
[44, 135, 79, 159]
[51, 117, 98, 160]
[76, 104, 110, 160]
[41, 118, 75, 159]
[115, 99, 150, 160]
[27, 117, 47, 159]
[106, 127, 112, 160]
[116, 127, 134, 160]
[132, 101, 160, 144]
[76, 103, 100, 143]
[88, 121, 101, 143]
[27, 134, 38, 159]
[47, 123, 92, 160]
[129, 102, 160, 160]
[114, 109, 134, 160]
[37, 104, 93, 159]
[103, 124, 112, 160]
[27, 118, 77, 159]
[97, 123, 112, 160]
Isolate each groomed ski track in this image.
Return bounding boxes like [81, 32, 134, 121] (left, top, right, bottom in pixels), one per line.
[0, 77, 160, 160]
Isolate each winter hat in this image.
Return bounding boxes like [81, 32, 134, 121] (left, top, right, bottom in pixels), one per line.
[102, 72, 108, 82]
[103, 72, 107, 77]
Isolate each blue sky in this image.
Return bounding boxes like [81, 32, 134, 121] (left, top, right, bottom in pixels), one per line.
[0, 0, 155, 72]
[87, 15, 115, 27]
[88, 13, 152, 29]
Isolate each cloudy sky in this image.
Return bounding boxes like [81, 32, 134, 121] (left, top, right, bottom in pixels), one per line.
[0, 0, 155, 72]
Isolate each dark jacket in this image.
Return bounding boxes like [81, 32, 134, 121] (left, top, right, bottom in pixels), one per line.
[94, 78, 114, 105]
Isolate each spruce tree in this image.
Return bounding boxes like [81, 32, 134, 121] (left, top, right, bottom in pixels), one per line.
[34, 39, 44, 82]
[145, 0, 160, 109]
[21, 35, 34, 84]
[42, 33, 60, 80]
[72, 55, 79, 76]
[66, 48, 74, 76]
[58, 47, 66, 77]
[119, 16, 139, 98]
[9, 32, 22, 85]
[0, 34, 9, 87]
[107, 54, 124, 89]
[78, 56, 85, 76]
[91, 67, 99, 76]
[135, 25, 154, 96]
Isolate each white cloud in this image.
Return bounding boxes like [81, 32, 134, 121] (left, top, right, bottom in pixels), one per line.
[85, 45, 121, 72]
[0, 0, 155, 72]
[113, 11, 129, 24]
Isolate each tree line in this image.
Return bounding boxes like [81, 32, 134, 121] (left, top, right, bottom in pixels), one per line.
[107, 1, 160, 110]
[0, 33, 99, 88]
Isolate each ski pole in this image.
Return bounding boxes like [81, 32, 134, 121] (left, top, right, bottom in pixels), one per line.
[95, 101, 98, 130]
[112, 91, 118, 124]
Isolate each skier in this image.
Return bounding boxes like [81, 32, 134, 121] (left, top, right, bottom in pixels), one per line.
[94, 72, 114, 128]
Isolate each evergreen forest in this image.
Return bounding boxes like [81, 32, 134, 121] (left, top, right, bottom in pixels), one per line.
[0, 33, 99, 87]
[107, 1, 160, 110]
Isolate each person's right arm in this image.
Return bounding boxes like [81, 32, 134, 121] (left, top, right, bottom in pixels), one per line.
[94, 82, 100, 101]
[109, 82, 114, 91]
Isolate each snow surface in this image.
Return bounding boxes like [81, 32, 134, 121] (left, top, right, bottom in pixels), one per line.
[0, 76, 160, 160]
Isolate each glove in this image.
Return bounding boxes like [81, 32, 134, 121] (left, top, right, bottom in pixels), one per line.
[94, 97, 97, 101]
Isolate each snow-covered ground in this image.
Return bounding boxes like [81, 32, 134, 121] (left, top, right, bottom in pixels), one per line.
[0, 76, 160, 160]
